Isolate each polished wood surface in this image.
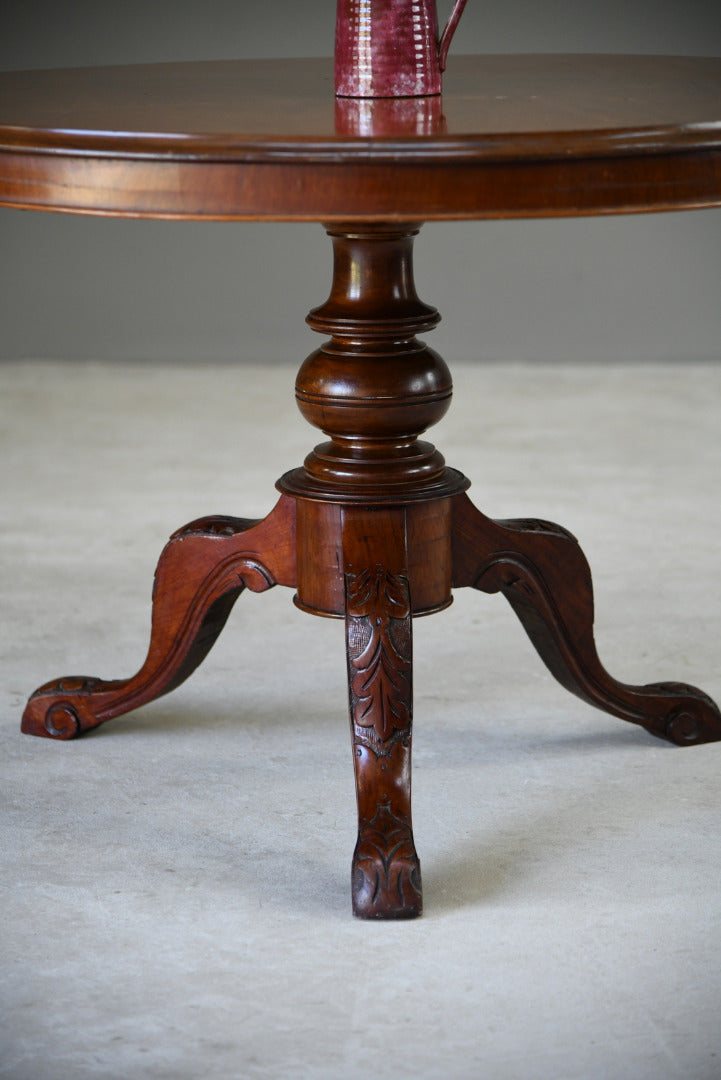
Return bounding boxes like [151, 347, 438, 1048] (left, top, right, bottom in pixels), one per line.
[11, 57, 721, 918]
[2, 55, 721, 218]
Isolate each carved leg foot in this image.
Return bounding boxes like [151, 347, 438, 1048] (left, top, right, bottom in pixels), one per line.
[344, 508, 422, 919]
[22, 496, 297, 739]
[452, 493, 721, 746]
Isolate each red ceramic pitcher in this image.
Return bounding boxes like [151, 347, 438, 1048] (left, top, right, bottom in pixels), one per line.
[335, 0, 469, 98]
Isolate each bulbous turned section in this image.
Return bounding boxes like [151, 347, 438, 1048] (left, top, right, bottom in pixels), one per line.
[279, 224, 468, 503]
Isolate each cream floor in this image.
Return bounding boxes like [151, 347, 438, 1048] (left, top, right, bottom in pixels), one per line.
[2, 360, 720, 1080]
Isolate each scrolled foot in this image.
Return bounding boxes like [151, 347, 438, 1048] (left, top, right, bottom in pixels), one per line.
[352, 802, 422, 919]
[22, 676, 123, 739]
[643, 683, 721, 747]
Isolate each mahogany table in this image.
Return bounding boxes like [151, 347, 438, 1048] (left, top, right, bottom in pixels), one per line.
[2, 55, 721, 919]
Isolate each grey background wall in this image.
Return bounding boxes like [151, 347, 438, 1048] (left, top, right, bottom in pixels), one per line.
[1, 0, 720, 364]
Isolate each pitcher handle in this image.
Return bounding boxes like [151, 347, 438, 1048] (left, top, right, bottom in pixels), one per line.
[438, 0, 469, 72]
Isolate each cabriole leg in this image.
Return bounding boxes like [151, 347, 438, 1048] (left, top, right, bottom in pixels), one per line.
[22, 497, 297, 739]
[451, 492, 721, 746]
[343, 507, 422, 919]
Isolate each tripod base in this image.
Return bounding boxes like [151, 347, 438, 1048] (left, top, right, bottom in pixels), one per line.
[22, 487, 721, 918]
[21, 222, 721, 919]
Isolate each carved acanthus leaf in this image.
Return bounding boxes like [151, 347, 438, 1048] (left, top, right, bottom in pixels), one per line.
[345, 565, 412, 747]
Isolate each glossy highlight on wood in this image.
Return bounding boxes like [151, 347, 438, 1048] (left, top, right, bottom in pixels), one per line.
[9, 57, 721, 918]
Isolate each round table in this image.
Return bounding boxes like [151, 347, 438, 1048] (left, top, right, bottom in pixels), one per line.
[3, 55, 720, 918]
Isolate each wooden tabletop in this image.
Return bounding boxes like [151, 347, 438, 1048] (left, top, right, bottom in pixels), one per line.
[1, 55, 720, 220]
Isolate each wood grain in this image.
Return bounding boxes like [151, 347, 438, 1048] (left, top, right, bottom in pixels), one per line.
[2, 55, 720, 219]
